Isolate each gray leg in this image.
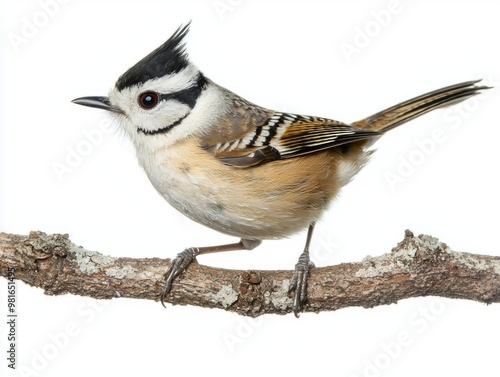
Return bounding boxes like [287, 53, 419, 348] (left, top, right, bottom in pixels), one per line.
[161, 238, 261, 307]
[288, 222, 315, 317]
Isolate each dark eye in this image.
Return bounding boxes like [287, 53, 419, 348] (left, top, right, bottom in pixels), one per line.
[138, 92, 159, 109]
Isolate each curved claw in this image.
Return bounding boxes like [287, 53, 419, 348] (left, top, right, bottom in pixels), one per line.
[160, 289, 168, 308]
[160, 247, 199, 308]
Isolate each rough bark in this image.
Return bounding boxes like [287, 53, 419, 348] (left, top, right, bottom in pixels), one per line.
[0, 230, 499, 317]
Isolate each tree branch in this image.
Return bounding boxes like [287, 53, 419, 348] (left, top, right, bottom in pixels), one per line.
[0, 230, 499, 316]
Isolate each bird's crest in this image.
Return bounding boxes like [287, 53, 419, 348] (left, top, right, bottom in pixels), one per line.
[116, 22, 191, 91]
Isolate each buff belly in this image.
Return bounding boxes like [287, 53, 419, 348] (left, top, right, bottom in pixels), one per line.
[139, 138, 366, 240]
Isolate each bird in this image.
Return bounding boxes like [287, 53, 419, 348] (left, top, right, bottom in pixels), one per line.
[72, 22, 490, 317]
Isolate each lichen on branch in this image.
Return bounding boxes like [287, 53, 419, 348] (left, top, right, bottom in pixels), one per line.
[0, 230, 499, 317]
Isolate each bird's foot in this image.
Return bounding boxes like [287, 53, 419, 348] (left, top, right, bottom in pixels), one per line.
[288, 250, 314, 318]
[161, 247, 199, 307]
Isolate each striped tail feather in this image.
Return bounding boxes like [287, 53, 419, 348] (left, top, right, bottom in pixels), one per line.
[351, 80, 491, 133]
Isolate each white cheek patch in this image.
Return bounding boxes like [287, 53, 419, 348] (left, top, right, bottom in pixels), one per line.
[134, 100, 191, 134]
[108, 63, 202, 135]
[109, 86, 192, 135]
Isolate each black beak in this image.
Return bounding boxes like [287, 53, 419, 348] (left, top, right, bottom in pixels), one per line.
[72, 96, 123, 114]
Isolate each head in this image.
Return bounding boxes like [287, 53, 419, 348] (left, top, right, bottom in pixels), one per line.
[73, 23, 225, 149]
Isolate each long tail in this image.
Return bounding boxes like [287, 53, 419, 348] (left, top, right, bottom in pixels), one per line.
[351, 80, 490, 132]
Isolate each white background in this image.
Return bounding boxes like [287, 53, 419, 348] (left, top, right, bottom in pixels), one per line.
[1, 1, 499, 376]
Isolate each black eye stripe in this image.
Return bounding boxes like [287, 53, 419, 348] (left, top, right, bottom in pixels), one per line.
[157, 74, 207, 109]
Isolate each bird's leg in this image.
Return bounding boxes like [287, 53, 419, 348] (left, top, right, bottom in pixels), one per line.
[288, 222, 316, 317]
[161, 238, 261, 307]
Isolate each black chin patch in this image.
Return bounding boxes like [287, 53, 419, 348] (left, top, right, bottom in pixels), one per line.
[116, 23, 191, 91]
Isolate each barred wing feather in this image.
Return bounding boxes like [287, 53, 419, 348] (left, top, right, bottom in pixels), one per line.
[210, 112, 379, 167]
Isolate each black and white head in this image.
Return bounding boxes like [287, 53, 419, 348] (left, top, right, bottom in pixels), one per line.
[73, 23, 226, 148]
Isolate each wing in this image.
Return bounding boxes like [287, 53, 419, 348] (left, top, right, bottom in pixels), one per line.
[205, 112, 380, 167]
